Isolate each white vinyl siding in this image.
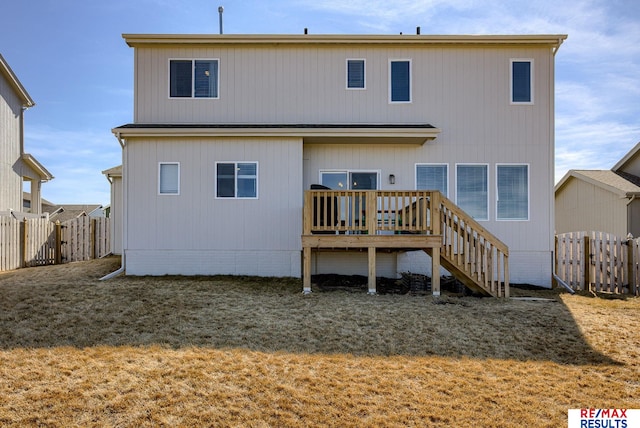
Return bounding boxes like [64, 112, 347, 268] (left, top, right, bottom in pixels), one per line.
[497, 164, 529, 221]
[216, 162, 258, 199]
[456, 164, 488, 221]
[346, 59, 365, 89]
[510, 59, 533, 104]
[389, 59, 411, 103]
[169, 59, 219, 99]
[416, 164, 448, 196]
[158, 162, 179, 195]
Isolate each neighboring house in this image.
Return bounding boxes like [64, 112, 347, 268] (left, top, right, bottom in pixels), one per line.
[23, 192, 56, 214]
[102, 165, 122, 255]
[0, 54, 53, 215]
[112, 33, 566, 288]
[47, 204, 104, 223]
[555, 141, 640, 238]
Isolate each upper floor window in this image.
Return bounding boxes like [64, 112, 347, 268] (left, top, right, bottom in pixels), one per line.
[390, 60, 411, 103]
[170, 59, 219, 99]
[346, 59, 365, 89]
[456, 164, 488, 221]
[511, 59, 533, 104]
[416, 164, 448, 196]
[497, 164, 529, 221]
[159, 162, 180, 195]
[216, 162, 258, 199]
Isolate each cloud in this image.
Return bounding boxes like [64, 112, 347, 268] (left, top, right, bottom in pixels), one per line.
[25, 125, 120, 205]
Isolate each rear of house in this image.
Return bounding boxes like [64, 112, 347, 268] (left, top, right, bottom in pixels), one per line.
[114, 33, 566, 287]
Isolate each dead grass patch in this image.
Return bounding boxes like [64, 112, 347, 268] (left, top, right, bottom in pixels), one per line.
[0, 257, 638, 427]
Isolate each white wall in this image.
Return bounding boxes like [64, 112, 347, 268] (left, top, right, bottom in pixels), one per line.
[124, 137, 303, 276]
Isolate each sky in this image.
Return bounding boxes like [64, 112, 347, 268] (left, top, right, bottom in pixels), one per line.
[1, 0, 639, 205]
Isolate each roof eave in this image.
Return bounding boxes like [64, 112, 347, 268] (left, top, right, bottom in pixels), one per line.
[123, 33, 567, 49]
[22, 153, 54, 181]
[112, 124, 441, 145]
[0, 54, 35, 108]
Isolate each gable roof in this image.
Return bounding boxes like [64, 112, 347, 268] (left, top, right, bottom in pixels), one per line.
[48, 204, 103, 222]
[22, 153, 54, 181]
[612, 141, 640, 172]
[555, 170, 640, 197]
[0, 53, 35, 108]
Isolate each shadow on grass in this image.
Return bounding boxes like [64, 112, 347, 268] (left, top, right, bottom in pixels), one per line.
[0, 258, 619, 365]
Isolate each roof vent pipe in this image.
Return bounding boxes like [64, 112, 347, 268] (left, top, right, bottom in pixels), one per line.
[304, 28, 308, 35]
[218, 6, 224, 34]
[416, 26, 420, 35]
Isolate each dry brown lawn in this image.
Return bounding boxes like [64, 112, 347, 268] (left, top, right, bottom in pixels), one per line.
[0, 257, 638, 427]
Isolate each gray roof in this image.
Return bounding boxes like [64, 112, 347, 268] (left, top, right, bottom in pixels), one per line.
[556, 170, 640, 197]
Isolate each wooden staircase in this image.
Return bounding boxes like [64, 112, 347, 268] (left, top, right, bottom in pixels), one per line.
[426, 195, 509, 297]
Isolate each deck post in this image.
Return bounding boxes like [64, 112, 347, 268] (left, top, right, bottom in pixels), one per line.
[303, 246, 312, 294]
[368, 247, 376, 294]
[431, 246, 441, 296]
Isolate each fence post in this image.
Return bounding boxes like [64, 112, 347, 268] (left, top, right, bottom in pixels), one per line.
[626, 234, 634, 295]
[583, 234, 590, 292]
[91, 218, 96, 260]
[21, 218, 28, 268]
[55, 221, 62, 264]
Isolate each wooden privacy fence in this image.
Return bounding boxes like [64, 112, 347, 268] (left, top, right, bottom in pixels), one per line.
[555, 231, 639, 295]
[0, 216, 110, 272]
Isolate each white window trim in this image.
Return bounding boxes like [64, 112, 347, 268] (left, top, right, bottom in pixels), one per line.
[158, 162, 180, 196]
[318, 169, 382, 190]
[215, 161, 259, 199]
[168, 58, 220, 100]
[510, 58, 534, 105]
[346, 58, 366, 90]
[455, 163, 489, 222]
[496, 163, 530, 221]
[415, 163, 449, 197]
[389, 59, 412, 104]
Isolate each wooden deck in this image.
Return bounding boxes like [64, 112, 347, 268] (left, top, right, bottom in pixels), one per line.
[302, 190, 509, 297]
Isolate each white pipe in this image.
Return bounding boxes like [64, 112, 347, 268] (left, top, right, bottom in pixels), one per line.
[552, 273, 575, 294]
[99, 265, 124, 281]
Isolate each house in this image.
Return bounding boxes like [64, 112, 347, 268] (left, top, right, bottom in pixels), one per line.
[0, 54, 53, 216]
[111, 33, 567, 292]
[555, 141, 640, 238]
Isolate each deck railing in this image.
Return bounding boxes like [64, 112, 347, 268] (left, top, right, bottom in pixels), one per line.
[303, 190, 435, 235]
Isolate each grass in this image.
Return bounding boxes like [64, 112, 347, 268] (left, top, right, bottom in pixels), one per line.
[0, 256, 638, 427]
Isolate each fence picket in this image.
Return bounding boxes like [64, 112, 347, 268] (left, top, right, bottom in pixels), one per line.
[556, 231, 639, 296]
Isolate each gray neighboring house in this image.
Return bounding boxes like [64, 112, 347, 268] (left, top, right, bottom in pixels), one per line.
[0, 54, 53, 216]
[111, 33, 567, 287]
[555, 141, 640, 238]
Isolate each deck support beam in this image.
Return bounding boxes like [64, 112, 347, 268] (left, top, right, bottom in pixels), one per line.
[303, 246, 312, 294]
[368, 247, 376, 294]
[431, 247, 441, 296]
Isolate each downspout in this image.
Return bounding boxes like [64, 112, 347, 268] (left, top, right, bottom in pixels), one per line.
[100, 132, 127, 280]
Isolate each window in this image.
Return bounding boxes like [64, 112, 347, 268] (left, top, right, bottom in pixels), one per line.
[216, 162, 258, 198]
[346, 59, 365, 89]
[456, 164, 488, 221]
[170, 59, 219, 98]
[416, 164, 448, 196]
[511, 59, 533, 104]
[497, 164, 529, 220]
[159, 162, 179, 195]
[390, 60, 411, 102]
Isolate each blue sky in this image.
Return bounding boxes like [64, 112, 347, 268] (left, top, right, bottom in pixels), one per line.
[1, 0, 639, 205]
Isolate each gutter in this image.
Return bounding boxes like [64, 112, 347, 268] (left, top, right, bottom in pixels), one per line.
[552, 273, 576, 294]
[100, 131, 127, 280]
[99, 265, 124, 281]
